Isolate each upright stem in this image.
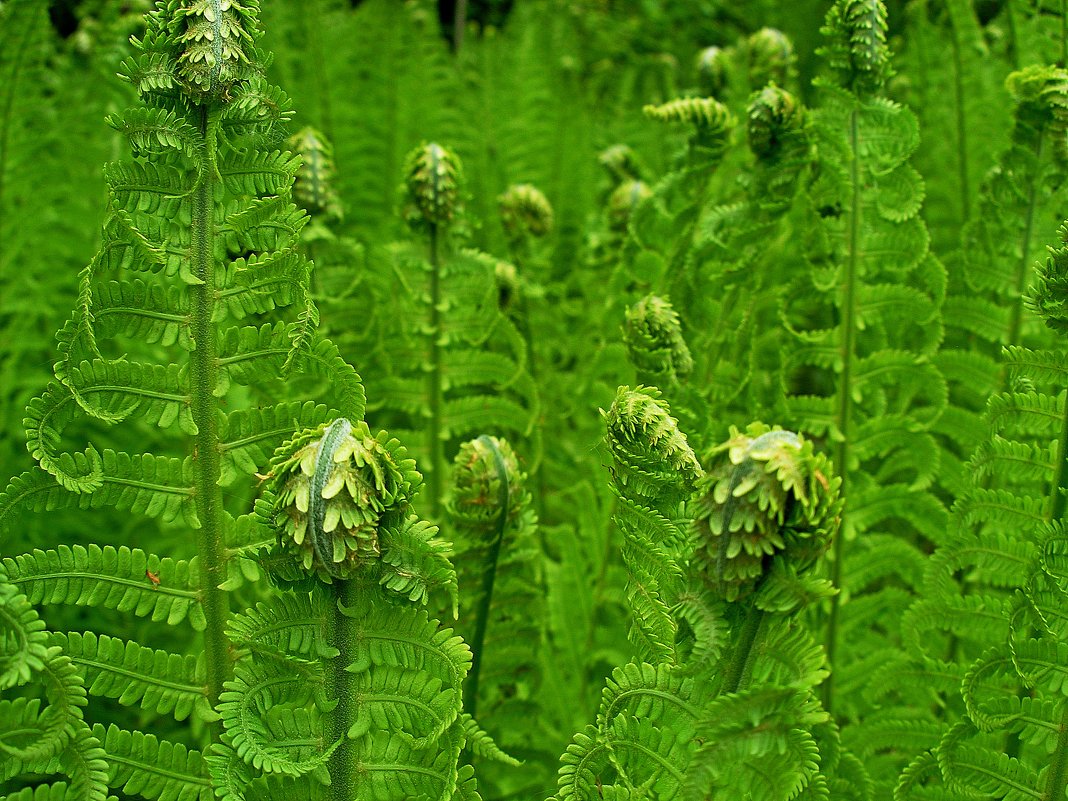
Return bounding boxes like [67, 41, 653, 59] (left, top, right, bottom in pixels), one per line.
[453, 0, 469, 52]
[329, 580, 360, 801]
[822, 106, 861, 714]
[427, 224, 445, 518]
[189, 105, 232, 713]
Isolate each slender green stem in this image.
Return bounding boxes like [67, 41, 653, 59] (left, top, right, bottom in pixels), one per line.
[721, 606, 765, 695]
[822, 106, 861, 715]
[427, 223, 445, 518]
[189, 106, 231, 713]
[463, 436, 510, 719]
[329, 580, 360, 801]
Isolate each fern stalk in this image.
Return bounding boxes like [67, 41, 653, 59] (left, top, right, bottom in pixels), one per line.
[328, 579, 360, 801]
[188, 106, 231, 711]
[822, 106, 861, 714]
[720, 606, 765, 695]
[949, 7, 970, 223]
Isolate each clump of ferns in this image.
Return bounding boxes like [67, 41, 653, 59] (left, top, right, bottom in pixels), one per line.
[206, 417, 509, 801]
[551, 387, 859, 801]
[1, 0, 365, 794]
[895, 217, 1068, 801]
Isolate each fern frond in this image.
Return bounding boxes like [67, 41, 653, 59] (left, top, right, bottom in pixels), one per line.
[2, 545, 205, 630]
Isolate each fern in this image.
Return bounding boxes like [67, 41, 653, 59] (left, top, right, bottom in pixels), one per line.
[0, 1, 371, 797]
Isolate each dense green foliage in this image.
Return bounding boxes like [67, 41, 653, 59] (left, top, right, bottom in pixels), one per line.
[3, 0, 1068, 799]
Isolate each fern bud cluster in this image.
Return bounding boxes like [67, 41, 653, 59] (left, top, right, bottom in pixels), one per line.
[131, 0, 261, 102]
[449, 435, 527, 533]
[289, 126, 343, 220]
[819, 0, 891, 95]
[623, 295, 693, 386]
[603, 386, 702, 512]
[747, 84, 806, 160]
[266, 418, 421, 581]
[499, 183, 554, 240]
[690, 424, 841, 602]
[403, 141, 463, 229]
[747, 27, 795, 90]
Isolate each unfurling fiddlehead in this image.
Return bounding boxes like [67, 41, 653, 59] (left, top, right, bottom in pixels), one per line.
[289, 126, 343, 221]
[747, 27, 795, 90]
[623, 294, 693, 390]
[264, 418, 421, 581]
[689, 424, 841, 604]
[222, 420, 477, 801]
[603, 386, 702, 663]
[404, 141, 463, 231]
[498, 183, 554, 243]
[819, 0, 892, 96]
[747, 83, 807, 162]
[448, 436, 545, 796]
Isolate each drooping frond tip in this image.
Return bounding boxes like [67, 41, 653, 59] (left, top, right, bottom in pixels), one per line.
[644, 96, 733, 132]
[403, 141, 463, 229]
[263, 418, 422, 581]
[623, 295, 693, 385]
[819, 0, 891, 95]
[690, 424, 842, 602]
[129, 0, 263, 101]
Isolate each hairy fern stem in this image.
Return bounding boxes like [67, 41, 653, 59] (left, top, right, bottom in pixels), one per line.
[189, 106, 231, 713]
[722, 606, 765, 695]
[823, 106, 861, 715]
[329, 579, 360, 801]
